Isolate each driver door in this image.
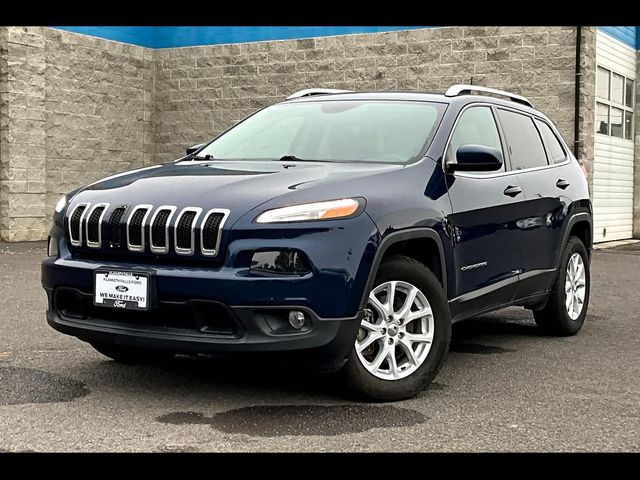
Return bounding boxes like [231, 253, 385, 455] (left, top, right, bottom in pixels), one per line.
[444, 105, 526, 320]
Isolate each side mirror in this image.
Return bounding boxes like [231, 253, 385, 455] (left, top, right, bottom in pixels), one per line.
[186, 143, 206, 156]
[448, 144, 503, 172]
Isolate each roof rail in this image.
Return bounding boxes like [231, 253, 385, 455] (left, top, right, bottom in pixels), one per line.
[286, 88, 353, 100]
[445, 84, 533, 108]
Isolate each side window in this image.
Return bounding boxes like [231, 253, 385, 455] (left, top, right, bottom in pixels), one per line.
[497, 109, 549, 170]
[534, 119, 567, 164]
[446, 106, 504, 173]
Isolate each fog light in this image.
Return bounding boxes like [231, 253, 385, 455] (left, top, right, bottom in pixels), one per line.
[288, 310, 306, 330]
[250, 250, 310, 275]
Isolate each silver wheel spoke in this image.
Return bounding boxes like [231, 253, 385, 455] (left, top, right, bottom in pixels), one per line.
[398, 287, 418, 318]
[370, 343, 390, 371]
[398, 339, 418, 366]
[406, 307, 432, 323]
[386, 281, 397, 314]
[360, 320, 382, 332]
[405, 331, 432, 344]
[356, 332, 383, 353]
[575, 262, 584, 280]
[368, 294, 387, 318]
[388, 345, 399, 379]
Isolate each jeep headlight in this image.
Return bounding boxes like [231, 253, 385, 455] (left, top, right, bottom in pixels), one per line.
[54, 195, 68, 213]
[255, 198, 363, 224]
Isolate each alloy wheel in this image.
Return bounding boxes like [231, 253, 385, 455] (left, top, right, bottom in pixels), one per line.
[355, 280, 434, 380]
[565, 252, 586, 320]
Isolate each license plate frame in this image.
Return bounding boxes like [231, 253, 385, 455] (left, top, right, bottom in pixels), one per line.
[93, 269, 153, 311]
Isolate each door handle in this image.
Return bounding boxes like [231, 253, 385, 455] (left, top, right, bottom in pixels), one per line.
[503, 185, 522, 197]
[556, 179, 570, 190]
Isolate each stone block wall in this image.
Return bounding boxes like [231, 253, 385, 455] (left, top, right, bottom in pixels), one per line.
[0, 27, 153, 241]
[0, 27, 47, 242]
[153, 26, 580, 164]
[1, 25, 600, 241]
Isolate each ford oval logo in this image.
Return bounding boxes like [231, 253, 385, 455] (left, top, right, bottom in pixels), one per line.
[116, 285, 129, 292]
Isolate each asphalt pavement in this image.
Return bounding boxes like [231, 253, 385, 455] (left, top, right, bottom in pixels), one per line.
[0, 241, 638, 452]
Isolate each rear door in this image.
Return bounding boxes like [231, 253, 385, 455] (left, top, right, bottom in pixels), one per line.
[495, 108, 568, 297]
[445, 105, 526, 319]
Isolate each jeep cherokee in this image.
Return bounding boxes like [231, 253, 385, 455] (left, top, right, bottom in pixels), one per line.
[41, 85, 592, 401]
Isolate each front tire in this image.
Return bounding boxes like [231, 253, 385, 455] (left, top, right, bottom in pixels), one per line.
[342, 255, 451, 402]
[533, 236, 590, 336]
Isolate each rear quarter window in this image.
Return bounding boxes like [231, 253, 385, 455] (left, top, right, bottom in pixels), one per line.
[496, 109, 549, 170]
[534, 119, 567, 164]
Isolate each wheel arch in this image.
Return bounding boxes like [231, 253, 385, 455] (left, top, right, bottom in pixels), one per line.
[359, 228, 448, 310]
[559, 212, 593, 265]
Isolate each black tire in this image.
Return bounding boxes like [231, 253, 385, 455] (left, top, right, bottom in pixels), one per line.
[533, 236, 590, 336]
[342, 255, 451, 402]
[91, 342, 174, 365]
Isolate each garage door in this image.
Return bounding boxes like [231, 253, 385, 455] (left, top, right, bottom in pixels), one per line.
[593, 30, 636, 243]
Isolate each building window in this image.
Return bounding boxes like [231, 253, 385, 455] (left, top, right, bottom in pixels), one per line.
[596, 66, 634, 140]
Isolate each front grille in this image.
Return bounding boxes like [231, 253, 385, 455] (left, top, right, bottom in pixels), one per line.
[175, 210, 199, 254]
[67, 203, 228, 258]
[86, 204, 108, 247]
[55, 287, 239, 335]
[201, 210, 227, 255]
[69, 204, 88, 246]
[127, 206, 150, 251]
[108, 207, 126, 247]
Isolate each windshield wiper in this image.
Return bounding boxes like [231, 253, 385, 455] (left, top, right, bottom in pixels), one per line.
[276, 155, 305, 162]
[192, 154, 215, 160]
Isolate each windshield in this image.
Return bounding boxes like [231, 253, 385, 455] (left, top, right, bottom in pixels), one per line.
[197, 100, 446, 164]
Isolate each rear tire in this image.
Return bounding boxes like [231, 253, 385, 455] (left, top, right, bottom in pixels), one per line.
[533, 236, 590, 336]
[91, 342, 174, 365]
[342, 255, 451, 402]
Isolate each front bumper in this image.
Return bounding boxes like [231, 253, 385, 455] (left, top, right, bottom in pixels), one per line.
[45, 292, 362, 369]
[42, 213, 378, 365]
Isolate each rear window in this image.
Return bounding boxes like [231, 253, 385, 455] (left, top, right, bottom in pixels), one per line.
[497, 109, 548, 170]
[534, 119, 567, 164]
[198, 100, 446, 164]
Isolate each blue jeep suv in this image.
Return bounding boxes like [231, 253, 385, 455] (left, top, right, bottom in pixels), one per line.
[42, 85, 592, 401]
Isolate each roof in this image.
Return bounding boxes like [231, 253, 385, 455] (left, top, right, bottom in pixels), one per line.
[282, 90, 542, 117]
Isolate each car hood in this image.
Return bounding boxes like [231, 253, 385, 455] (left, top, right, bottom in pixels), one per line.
[69, 159, 404, 225]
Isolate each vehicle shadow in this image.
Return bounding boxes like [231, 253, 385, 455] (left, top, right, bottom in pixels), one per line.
[76, 308, 557, 402]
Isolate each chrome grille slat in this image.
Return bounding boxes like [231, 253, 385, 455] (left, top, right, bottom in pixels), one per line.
[126, 205, 152, 252]
[68, 203, 90, 247]
[85, 203, 110, 248]
[200, 209, 230, 257]
[149, 206, 177, 254]
[174, 207, 202, 256]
